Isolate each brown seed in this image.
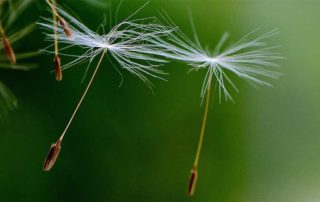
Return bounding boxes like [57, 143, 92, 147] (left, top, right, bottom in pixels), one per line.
[54, 55, 62, 81]
[187, 167, 198, 196]
[43, 139, 62, 171]
[2, 36, 16, 64]
[57, 16, 73, 38]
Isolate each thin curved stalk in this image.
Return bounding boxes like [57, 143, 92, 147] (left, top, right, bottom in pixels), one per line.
[188, 78, 213, 196]
[43, 48, 107, 171]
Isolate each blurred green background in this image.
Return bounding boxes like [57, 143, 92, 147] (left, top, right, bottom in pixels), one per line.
[1, 0, 320, 201]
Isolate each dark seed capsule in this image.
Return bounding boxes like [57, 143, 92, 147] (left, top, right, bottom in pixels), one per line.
[2, 36, 16, 64]
[187, 167, 198, 196]
[57, 16, 73, 38]
[43, 139, 62, 171]
[54, 55, 62, 81]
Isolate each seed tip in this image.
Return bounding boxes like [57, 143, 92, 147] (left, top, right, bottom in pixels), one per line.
[187, 167, 198, 196]
[43, 139, 62, 171]
[57, 16, 73, 38]
[54, 55, 62, 81]
[2, 36, 16, 64]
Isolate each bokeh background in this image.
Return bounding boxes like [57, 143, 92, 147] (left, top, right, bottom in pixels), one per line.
[1, 0, 319, 201]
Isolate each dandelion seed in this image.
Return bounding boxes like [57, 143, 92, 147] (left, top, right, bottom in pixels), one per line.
[187, 167, 198, 196]
[0, 0, 37, 68]
[0, 22, 16, 64]
[39, 3, 176, 87]
[54, 55, 62, 80]
[2, 35, 16, 64]
[43, 139, 62, 171]
[159, 13, 282, 195]
[0, 0, 37, 121]
[57, 15, 73, 38]
[39, 4, 176, 171]
[46, 0, 64, 81]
